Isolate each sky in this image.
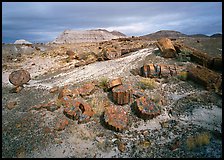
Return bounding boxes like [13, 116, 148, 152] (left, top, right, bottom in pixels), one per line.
[2, 2, 222, 43]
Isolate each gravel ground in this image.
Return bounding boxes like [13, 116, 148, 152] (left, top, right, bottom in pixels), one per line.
[2, 41, 222, 158]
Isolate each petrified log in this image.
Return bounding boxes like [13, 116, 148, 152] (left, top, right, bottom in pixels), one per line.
[63, 98, 94, 124]
[103, 105, 128, 132]
[156, 38, 177, 58]
[140, 64, 177, 78]
[66, 50, 76, 59]
[107, 78, 122, 89]
[9, 69, 31, 87]
[58, 87, 72, 99]
[112, 84, 133, 105]
[101, 47, 121, 60]
[78, 82, 95, 96]
[133, 96, 161, 119]
[140, 64, 160, 78]
[187, 65, 222, 94]
[173, 42, 222, 72]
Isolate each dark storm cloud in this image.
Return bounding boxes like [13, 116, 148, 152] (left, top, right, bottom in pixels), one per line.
[2, 2, 222, 43]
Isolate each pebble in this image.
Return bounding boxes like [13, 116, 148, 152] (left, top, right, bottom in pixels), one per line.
[6, 101, 17, 110]
[118, 142, 126, 152]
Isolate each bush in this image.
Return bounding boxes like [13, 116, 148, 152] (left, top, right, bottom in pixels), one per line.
[98, 77, 109, 91]
[138, 77, 157, 90]
[90, 96, 110, 116]
[186, 132, 210, 150]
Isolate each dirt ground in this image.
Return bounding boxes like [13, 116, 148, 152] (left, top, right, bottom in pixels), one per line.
[2, 37, 222, 158]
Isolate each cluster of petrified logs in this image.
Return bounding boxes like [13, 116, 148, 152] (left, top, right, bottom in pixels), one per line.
[156, 38, 222, 73]
[103, 78, 162, 131]
[155, 37, 222, 95]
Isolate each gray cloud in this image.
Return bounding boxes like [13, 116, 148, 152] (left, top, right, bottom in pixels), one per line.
[2, 2, 222, 43]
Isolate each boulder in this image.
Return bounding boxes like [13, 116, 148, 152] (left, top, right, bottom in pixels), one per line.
[156, 38, 177, 58]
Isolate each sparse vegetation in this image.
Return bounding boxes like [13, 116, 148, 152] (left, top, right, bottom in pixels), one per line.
[177, 71, 188, 81]
[138, 77, 157, 90]
[186, 132, 210, 150]
[98, 77, 109, 91]
[90, 96, 110, 116]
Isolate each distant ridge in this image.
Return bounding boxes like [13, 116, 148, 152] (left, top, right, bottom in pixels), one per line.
[210, 33, 222, 38]
[52, 29, 126, 44]
[141, 30, 188, 39]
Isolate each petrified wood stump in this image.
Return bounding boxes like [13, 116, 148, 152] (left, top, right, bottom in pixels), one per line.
[133, 96, 161, 119]
[187, 65, 222, 94]
[112, 84, 133, 105]
[107, 78, 122, 89]
[156, 38, 177, 58]
[103, 105, 128, 132]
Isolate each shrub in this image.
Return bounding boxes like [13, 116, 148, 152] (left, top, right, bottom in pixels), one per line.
[177, 71, 188, 81]
[98, 77, 109, 91]
[138, 77, 157, 90]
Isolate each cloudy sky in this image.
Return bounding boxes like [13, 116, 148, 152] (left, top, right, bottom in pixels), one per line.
[2, 2, 222, 43]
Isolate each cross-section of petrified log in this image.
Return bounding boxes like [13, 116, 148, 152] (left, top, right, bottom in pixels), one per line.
[63, 98, 95, 124]
[9, 69, 31, 87]
[107, 78, 122, 89]
[112, 84, 133, 105]
[156, 38, 177, 58]
[133, 96, 161, 119]
[103, 106, 128, 132]
[101, 47, 121, 60]
[187, 65, 222, 94]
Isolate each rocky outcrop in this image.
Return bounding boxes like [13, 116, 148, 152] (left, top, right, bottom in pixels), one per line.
[52, 29, 126, 44]
[14, 39, 32, 44]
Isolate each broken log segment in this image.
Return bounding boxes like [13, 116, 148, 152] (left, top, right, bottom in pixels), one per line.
[107, 78, 122, 89]
[187, 65, 222, 95]
[173, 42, 222, 72]
[103, 105, 128, 132]
[112, 84, 133, 105]
[156, 38, 177, 58]
[140, 64, 178, 78]
[133, 96, 161, 119]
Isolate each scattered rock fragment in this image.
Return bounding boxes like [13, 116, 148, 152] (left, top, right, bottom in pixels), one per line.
[49, 86, 59, 93]
[78, 82, 95, 96]
[103, 105, 128, 132]
[6, 100, 17, 110]
[54, 118, 69, 131]
[118, 141, 126, 152]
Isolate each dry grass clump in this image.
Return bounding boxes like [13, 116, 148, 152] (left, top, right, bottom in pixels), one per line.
[98, 77, 109, 91]
[177, 71, 188, 81]
[138, 77, 157, 90]
[90, 96, 110, 116]
[186, 132, 210, 150]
